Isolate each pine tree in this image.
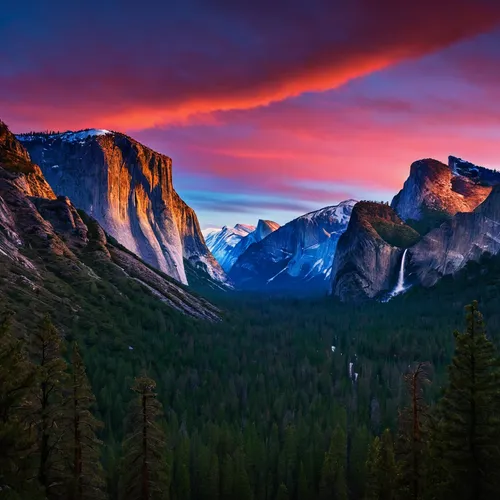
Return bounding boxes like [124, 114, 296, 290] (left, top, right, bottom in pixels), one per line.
[63, 342, 106, 499]
[432, 301, 500, 500]
[0, 313, 38, 497]
[396, 362, 430, 500]
[173, 434, 190, 500]
[319, 425, 348, 500]
[349, 425, 370, 500]
[120, 375, 168, 500]
[365, 429, 397, 500]
[297, 461, 309, 500]
[232, 449, 253, 500]
[29, 314, 68, 499]
[220, 454, 234, 500]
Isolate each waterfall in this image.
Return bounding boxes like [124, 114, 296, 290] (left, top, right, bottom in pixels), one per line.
[392, 249, 408, 296]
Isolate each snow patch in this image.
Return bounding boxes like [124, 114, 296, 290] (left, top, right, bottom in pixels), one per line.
[267, 266, 288, 283]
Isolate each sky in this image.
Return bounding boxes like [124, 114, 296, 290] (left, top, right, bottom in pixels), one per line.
[2, 1, 500, 229]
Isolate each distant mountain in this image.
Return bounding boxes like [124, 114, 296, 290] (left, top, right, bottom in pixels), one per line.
[230, 201, 356, 291]
[227, 219, 280, 270]
[0, 120, 219, 320]
[18, 129, 226, 286]
[204, 223, 256, 272]
[391, 156, 500, 226]
[202, 227, 222, 238]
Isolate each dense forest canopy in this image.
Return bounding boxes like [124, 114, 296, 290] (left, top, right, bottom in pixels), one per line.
[1, 251, 500, 499]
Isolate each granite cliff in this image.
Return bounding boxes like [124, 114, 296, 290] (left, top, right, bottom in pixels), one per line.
[330, 202, 420, 301]
[0, 121, 219, 320]
[409, 185, 500, 287]
[18, 130, 225, 285]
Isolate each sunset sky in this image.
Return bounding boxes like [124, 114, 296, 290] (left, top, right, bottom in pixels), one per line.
[2, 1, 500, 228]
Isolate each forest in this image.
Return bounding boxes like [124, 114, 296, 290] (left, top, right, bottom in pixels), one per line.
[2, 250, 500, 500]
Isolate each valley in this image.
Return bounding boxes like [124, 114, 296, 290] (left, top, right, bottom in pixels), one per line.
[2, 115, 500, 498]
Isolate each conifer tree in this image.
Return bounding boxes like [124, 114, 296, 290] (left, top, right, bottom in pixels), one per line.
[0, 313, 37, 496]
[173, 435, 190, 500]
[349, 425, 370, 500]
[220, 454, 235, 500]
[63, 342, 106, 499]
[319, 425, 348, 500]
[396, 362, 430, 500]
[232, 449, 253, 500]
[432, 301, 500, 500]
[297, 461, 309, 500]
[120, 375, 168, 500]
[365, 429, 397, 500]
[30, 314, 68, 499]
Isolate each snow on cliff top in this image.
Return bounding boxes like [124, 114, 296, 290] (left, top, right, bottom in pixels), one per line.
[18, 129, 112, 143]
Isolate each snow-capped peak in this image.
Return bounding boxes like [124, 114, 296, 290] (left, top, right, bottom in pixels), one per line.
[202, 227, 222, 238]
[298, 199, 357, 224]
[234, 223, 256, 233]
[205, 223, 257, 272]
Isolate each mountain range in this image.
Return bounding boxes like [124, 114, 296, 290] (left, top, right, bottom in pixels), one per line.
[229, 201, 356, 291]
[331, 156, 500, 301]
[4, 119, 500, 305]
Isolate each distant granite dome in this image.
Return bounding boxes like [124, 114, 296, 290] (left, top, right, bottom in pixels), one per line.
[18, 129, 226, 285]
[391, 156, 500, 222]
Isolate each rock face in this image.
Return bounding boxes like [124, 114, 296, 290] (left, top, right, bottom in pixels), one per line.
[230, 201, 356, 291]
[409, 185, 500, 287]
[0, 121, 55, 199]
[18, 129, 225, 285]
[227, 219, 280, 271]
[0, 122, 219, 320]
[331, 202, 420, 301]
[204, 223, 256, 272]
[391, 157, 500, 222]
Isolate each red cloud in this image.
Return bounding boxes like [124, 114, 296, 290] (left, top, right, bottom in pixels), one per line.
[2, 0, 500, 132]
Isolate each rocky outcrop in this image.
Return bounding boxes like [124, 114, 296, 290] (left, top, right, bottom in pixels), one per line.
[331, 202, 420, 301]
[0, 122, 219, 320]
[205, 223, 255, 272]
[0, 121, 55, 199]
[18, 129, 225, 285]
[409, 185, 500, 287]
[230, 201, 355, 291]
[391, 157, 500, 222]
